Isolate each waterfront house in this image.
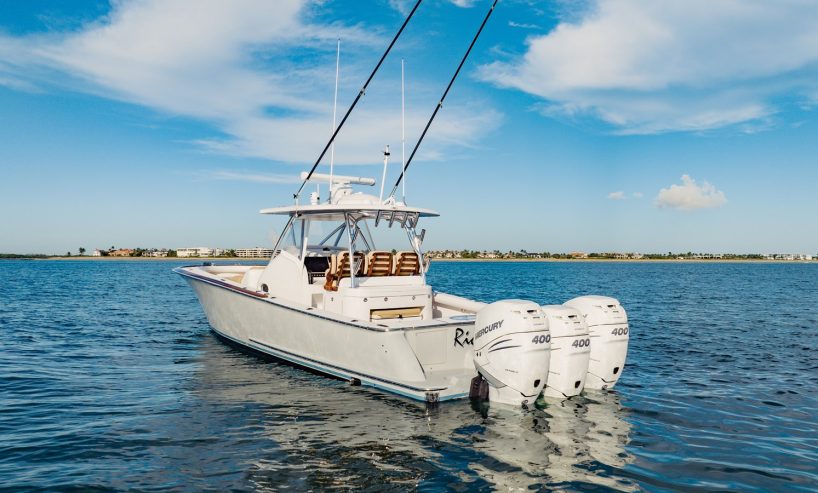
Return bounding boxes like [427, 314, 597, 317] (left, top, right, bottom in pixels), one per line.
[235, 247, 274, 258]
[177, 247, 226, 258]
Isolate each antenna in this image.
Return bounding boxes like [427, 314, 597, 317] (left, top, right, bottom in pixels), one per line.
[379, 145, 391, 201]
[390, 0, 498, 198]
[328, 38, 340, 201]
[293, 0, 424, 202]
[401, 58, 406, 202]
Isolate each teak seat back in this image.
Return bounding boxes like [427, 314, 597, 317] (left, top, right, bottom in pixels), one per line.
[324, 251, 364, 291]
[366, 251, 394, 277]
[394, 251, 421, 276]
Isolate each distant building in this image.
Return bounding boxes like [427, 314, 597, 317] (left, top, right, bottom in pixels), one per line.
[109, 249, 134, 257]
[141, 249, 168, 258]
[236, 247, 274, 258]
[766, 253, 814, 261]
[690, 253, 724, 259]
[177, 247, 224, 258]
[92, 249, 102, 257]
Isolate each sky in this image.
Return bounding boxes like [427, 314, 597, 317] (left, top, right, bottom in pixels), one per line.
[1, 0, 817, 255]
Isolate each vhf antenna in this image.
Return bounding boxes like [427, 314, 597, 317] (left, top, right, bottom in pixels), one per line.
[328, 38, 341, 201]
[401, 58, 406, 202]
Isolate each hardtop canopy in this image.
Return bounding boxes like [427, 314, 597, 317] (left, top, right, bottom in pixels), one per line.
[260, 199, 439, 222]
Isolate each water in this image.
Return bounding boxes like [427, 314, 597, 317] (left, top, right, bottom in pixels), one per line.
[1, 260, 816, 492]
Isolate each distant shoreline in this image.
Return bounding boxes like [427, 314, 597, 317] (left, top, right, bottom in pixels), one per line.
[14, 256, 816, 264]
[29, 256, 269, 261]
[430, 258, 814, 264]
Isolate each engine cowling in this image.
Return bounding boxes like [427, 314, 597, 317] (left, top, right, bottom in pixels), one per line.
[473, 300, 551, 406]
[540, 305, 591, 399]
[564, 296, 629, 390]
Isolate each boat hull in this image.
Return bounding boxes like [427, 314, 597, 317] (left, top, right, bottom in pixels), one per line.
[179, 269, 474, 402]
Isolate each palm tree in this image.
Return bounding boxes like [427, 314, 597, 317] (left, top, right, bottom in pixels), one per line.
[79, 247, 86, 256]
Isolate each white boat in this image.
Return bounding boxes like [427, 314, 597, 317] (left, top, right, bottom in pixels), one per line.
[176, 173, 475, 403]
[175, 173, 629, 407]
[176, 0, 629, 407]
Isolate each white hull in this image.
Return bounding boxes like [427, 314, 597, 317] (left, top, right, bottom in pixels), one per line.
[179, 268, 478, 402]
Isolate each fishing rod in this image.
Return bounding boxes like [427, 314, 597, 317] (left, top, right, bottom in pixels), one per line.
[293, 0, 423, 202]
[390, 0, 498, 199]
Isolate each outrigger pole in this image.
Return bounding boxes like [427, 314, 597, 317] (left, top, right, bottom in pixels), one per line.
[390, 0, 498, 199]
[293, 0, 424, 202]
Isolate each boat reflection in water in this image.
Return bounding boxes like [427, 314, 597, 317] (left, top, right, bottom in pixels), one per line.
[538, 392, 635, 491]
[186, 336, 636, 491]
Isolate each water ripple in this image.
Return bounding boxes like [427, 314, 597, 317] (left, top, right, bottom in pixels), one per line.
[0, 259, 816, 491]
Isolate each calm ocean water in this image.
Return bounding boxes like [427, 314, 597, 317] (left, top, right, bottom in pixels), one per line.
[1, 260, 816, 492]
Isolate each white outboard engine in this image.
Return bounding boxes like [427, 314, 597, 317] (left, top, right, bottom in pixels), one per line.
[540, 305, 591, 399]
[564, 296, 629, 390]
[472, 300, 551, 406]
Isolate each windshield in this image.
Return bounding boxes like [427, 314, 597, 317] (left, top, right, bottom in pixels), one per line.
[306, 218, 375, 254]
[277, 218, 305, 258]
[280, 216, 419, 255]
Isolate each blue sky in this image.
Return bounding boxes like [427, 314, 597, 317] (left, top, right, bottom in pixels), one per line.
[1, 0, 817, 255]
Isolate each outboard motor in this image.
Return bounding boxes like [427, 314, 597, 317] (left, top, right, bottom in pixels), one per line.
[472, 300, 551, 406]
[564, 296, 629, 390]
[540, 305, 591, 399]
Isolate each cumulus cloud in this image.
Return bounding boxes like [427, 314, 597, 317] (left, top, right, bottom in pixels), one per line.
[0, 0, 498, 165]
[480, 0, 818, 133]
[656, 175, 726, 210]
[632, 192, 643, 199]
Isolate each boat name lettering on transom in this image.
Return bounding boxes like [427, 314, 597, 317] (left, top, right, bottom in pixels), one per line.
[453, 328, 473, 347]
[475, 319, 503, 340]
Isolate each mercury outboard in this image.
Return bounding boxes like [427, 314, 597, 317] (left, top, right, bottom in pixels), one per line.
[472, 300, 551, 406]
[564, 296, 629, 390]
[540, 305, 591, 399]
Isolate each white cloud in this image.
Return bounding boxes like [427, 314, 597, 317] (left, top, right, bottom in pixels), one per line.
[387, 0, 413, 16]
[202, 171, 302, 184]
[480, 0, 818, 133]
[656, 175, 726, 210]
[389, 0, 474, 15]
[508, 21, 541, 30]
[0, 0, 498, 165]
[192, 105, 502, 163]
[607, 190, 644, 200]
[0, 34, 42, 91]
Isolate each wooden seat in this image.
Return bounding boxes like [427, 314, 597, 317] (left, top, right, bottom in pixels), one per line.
[394, 251, 421, 276]
[324, 251, 365, 291]
[366, 251, 394, 277]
